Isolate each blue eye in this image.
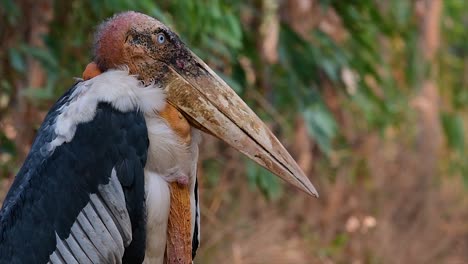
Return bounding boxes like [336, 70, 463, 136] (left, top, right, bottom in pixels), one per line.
[157, 33, 165, 44]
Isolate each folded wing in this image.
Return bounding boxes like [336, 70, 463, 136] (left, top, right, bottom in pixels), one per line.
[0, 84, 149, 264]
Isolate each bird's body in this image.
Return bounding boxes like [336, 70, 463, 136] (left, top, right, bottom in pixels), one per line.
[0, 70, 200, 263]
[0, 11, 317, 264]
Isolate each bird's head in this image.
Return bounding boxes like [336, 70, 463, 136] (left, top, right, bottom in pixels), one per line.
[93, 11, 318, 197]
[94, 12, 190, 84]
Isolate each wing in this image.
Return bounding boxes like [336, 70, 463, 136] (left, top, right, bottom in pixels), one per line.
[0, 83, 148, 264]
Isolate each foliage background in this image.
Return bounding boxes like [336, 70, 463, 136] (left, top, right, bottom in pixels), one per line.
[1, 0, 467, 263]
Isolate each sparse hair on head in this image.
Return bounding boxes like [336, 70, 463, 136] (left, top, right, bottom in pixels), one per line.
[93, 11, 153, 71]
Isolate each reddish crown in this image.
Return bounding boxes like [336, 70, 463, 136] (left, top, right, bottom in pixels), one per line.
[93, 11, 156, 70]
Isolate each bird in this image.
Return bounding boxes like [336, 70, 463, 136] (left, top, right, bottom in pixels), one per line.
[0, 11, 317, 264]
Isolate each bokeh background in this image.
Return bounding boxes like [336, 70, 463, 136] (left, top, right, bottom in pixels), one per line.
[1, 1, 467, 263]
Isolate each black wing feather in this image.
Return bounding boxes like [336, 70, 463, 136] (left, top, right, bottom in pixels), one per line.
[0, 85, 148, 264]
[192, 177, 200, 259]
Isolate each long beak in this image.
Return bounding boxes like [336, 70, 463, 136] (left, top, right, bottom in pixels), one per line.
[163, 51, 318, 197]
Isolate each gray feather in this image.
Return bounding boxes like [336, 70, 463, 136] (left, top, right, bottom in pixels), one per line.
[49, 169, 131, 264]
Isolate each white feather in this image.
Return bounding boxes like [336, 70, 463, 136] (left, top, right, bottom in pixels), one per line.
[143, 114, 201, 264]
[143, 170, 170, 264]
[48, 69, 166, 152]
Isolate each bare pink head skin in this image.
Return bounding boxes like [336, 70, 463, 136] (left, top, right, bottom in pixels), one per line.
[93, 11, 186, 84]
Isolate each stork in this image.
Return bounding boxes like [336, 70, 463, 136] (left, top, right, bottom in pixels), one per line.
[0, 11, 317, 264]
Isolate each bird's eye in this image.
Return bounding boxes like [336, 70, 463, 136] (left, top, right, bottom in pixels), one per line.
[157, 33, 165, 44]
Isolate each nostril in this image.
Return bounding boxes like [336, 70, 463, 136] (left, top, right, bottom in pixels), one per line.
[176, 59, 185, 70]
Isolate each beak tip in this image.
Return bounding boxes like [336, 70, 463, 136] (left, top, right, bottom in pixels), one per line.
[294, 171, 319, 198]
[306, 185, 319, 198]
[313, 191, 319, 198]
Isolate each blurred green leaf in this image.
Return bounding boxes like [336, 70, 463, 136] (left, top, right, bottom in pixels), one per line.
[8, 48, 25, 73]
[303, 104, 338, 155]
[1, 0, 20, 24]
[441, 112, 465, 154]
[22, 86, 55, 101]
[0, 133, 16, 155]
[246, 159, 282, 201]
[20, 45, 58, 71]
